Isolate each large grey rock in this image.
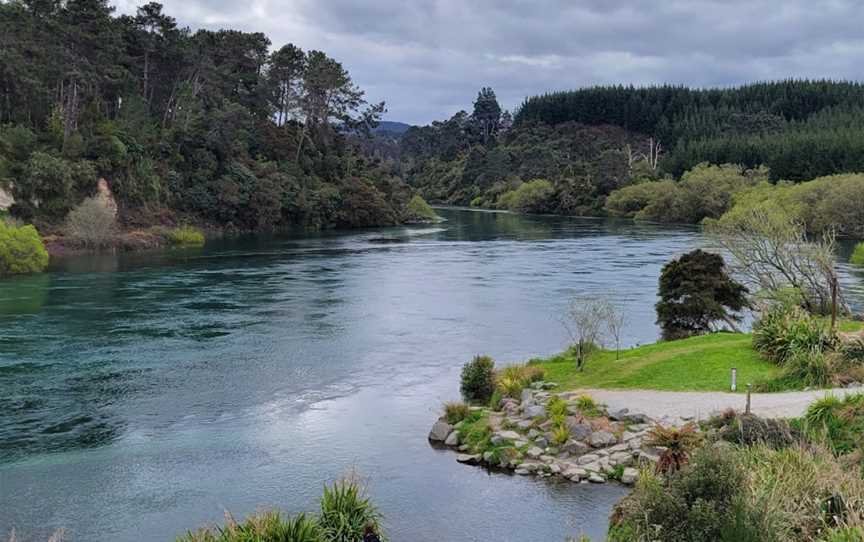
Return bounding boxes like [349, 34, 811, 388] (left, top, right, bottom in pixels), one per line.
[524, 405, 546, 419]
[534, 436, 549, 448]
[563, 439, 590, 456]
[608, 408, 629, 421]
[495, 430, 522, 441]
[514, 468, 531, 475]
[577, 453, 601, 465]
[519, 461, 544, 472]
[610, 451, 634, 467]
[456, 454, 481, 464]
[568, 421, 593, 441]
[589, 431, 617, 448]
[482, 451, 495, 463]
[621, 467, 639, 485]
[563, 467, 587, 480]
[588, 473, 606, 483]
[521, 388, 534, 404]
[429, 420, 453, 442]
[444, 430, 460, 447]
[516, 420, 534, 430]
[526, 446, 544, 459]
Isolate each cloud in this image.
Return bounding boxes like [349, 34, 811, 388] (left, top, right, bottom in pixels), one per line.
[111, 0, 864, 124]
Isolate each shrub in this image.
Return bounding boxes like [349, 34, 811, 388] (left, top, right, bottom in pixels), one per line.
[551, 424, 570, 446]
[65, 196, 117, 248]
[460, 355, 496, 404]
[782, 347, 835, 388]
[168, 225, 205, 247]
[318, 479, 383, 542]
[711, 412, 800, 449]
[494, 363, 545, 399]
[443, 401, 470, 424]
[177, 511, 323, 542]
[817, 527, 864, 542]
[575, 394, 603, 418]
[547, 396, 569, 418]
[804, 393, 864, 455]
[496, 179, 555, 213]
[852, 243, 864, 267]
[753, 304, 834, 364]
[488, 390, 502, 410]
[645, 423, 703, 474]
[404, 194, 437, 221]
[0, 220, 49, 276]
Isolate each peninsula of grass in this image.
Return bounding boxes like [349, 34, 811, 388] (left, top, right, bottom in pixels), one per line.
[535, 333, 778, 392]
[533, 319, 864, 393]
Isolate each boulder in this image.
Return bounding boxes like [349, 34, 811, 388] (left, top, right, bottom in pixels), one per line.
[495, 430, 522, 442]
[577, 453, 600, 465]
[516, 420, 534, 430]
[521, 388, 534, 404]
[589, 431, 617, 448]
[524, 405, 546, 419]
[588, 473, 606, 483]
[568, 422, 593, 441]
[563, 439, 590, 456]
[563, 467, 586, 480]
[456, 454, 481, 464]
[519, 461, 544, 472]
[608, 408, 629, 421]
[429, 420, 453, 442]
[444, 431, 460, 447]
[534, 436, 549, 448]
[514, 468, 531, 475]
[621, 467, 639, 485]
[610, 451, 634, 467]
[482, 451, 495, 463]
[526, 446, 544, 459]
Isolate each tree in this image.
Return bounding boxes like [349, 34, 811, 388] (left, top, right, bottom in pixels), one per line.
[655, 250, 749, 340]
[603, 302, 627, 359]
[563, 295, 610, 371]
[707, 207, 843, 321]
[472, 87, 502, 143]
[267, 43, 305, 127]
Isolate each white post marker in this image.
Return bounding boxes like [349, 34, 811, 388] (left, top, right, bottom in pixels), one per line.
[731, 367, 737, 392]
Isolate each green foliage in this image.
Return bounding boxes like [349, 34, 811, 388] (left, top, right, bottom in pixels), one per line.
[494, 363, 545, 399]
[488, 389, 503, 410]
[851, 243, 864, 266]
[168, 226, 205, 247]
[318, 479, 383, 542]
[752, 304, 834, 365]
[804, 393, 864, 455]
[1, 3, 404, 231]
[443, 401, 470, 424]
[0, 220, 49, 277]
[574, 394, 603, 418]
[404, 194, 437, 221]
[460, 355, 496, 404]
[551, 423, 570, 446]
[177, 511, 323, 542]
[656, 250, 749, 340]
[496, 179, 556, 213]
[547, 396, 569, 418]
[606, 163, 767, 224]
[817, 527, 864, 542]
[645, 423, 703, 474]
[709, 411, 800, 449]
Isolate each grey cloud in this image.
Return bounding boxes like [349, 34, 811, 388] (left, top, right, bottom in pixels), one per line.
[112, 0, 864, 124]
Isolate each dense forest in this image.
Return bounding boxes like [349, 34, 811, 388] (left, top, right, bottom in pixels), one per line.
[0, 0, 413, 232]
[402, 81, 864, 219]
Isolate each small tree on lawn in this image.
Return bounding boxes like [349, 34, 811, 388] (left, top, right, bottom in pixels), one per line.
[603, 302, 627, 359]
[656, 249, 749, 340]
[564, 296, 609, 371]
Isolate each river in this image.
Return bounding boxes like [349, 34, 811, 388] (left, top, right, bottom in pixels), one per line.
[1, 208, 862, 541]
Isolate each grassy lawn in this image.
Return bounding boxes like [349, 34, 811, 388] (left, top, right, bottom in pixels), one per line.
[536, 333, 781, 392]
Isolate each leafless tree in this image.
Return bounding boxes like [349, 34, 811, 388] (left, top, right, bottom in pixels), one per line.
[563, 296, 619, 371]
[603, 302, 627, 359]
[707, 207, 845, 329]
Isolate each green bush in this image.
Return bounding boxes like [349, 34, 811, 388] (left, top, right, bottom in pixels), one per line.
[177, 511, 323, 542]
[496, 179, 555, 213]
[0, 220, 49, 277]
[460, 355, 496, 404]
[168, 226, 205, 247]
[817, 527, 864, 542]
[851, 243, 864, 267]
[782, 347, 834, 388]
[494, 363, 545, 399]
[752, 304, 833, 364]
[319, 479, 383, 542]
[711, 412, 800, 449]
[404, 194, 437, 221]
[804, 393, 864, 455]
[443, 401, 470, 424]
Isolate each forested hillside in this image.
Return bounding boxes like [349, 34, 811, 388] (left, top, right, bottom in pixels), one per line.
[0, 0, 410, 231]
[402, 81, 864, 218]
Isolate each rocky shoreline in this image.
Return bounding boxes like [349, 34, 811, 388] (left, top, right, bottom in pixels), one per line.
[429, 383, 682, 486]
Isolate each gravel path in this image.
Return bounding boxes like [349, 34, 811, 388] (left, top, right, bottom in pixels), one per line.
[576, 387, 863, 421]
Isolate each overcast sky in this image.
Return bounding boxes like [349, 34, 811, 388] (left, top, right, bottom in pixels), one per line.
[112, 0, 864, 125]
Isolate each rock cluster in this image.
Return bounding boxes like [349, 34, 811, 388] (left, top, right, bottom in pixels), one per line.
[429, 383, 666, 486]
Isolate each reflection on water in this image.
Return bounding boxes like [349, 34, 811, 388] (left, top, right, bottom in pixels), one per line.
[0, 208, 859, 541]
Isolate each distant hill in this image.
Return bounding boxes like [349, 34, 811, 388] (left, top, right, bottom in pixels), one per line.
[373, 121, 413, 135]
